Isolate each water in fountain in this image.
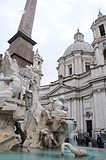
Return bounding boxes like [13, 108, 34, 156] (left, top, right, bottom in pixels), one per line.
[67, 119, 77, 146]
[0, 148, 106, 160]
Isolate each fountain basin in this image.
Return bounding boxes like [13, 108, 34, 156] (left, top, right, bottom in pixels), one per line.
[0, 147, 106, 160]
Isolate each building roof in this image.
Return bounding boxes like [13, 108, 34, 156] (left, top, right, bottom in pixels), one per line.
[63, 30, 94, 57]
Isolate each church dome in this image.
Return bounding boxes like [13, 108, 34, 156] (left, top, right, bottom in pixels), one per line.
[63, 30, 94, 57]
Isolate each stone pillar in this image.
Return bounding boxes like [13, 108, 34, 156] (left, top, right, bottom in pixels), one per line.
[74, 56, 78, 74]
[72, 60, 75, 74]
[94, 44, 104, 66]
[72, 98, 77, 122]
[33, 50, 43, 73]
[78, 55, 82, 74]
[79, 98, 84, 131]
[58, 58, 65, 77]
[33, 55, 39, 69]
[66, 99, 71, 118]
[74, 53, 82, 74]
[93, 90, 105, 130]
[64, 64, 68, 77]
[101, 91, 106, 129]
[38, 62, 43, 73]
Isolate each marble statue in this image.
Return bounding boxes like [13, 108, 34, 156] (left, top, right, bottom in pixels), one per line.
[0, 51, 68, 151]
[0, 72, 22, 98]
[61, 142, 88, 157]
[0, 52, 24, 150]
[37, 95, 68, 148]
[52, 95, 68, 111]
[23, 86, 68, 148]
[0, 51, 22, 98]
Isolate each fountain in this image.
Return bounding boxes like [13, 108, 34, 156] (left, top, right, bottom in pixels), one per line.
[0, 146, 106, 160]
[0, 51, 68, 151]
[66, 118, 77, 145]
[0, 52, 106, 160]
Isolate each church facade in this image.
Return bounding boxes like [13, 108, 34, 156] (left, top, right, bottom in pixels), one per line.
[40, 11, 106, 137]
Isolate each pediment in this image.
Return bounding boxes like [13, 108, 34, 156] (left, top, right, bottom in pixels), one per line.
[47, 84, 75, 97]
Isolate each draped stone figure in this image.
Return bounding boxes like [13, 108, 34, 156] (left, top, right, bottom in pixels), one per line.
[0, 51, 22, 98]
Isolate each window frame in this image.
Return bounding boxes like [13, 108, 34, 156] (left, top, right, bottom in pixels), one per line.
[85, 63, 90, 72]
[99, 24, 105, 37]
[68, 65, 72, 75]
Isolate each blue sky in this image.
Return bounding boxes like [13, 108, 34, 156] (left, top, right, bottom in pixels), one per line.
[0, 0, 106, 85]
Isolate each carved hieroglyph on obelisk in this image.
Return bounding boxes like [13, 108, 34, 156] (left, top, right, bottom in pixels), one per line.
[7, 0, 37, 67]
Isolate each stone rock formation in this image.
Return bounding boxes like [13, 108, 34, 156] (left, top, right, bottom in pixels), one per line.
[0, 51, 68, 151]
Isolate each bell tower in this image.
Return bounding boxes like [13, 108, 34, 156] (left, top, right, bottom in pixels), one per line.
[91, 11, 106, 66]
[7, 0, 37, 67]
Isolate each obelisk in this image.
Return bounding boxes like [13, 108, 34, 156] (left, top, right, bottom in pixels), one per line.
[7, 0, 37, 67]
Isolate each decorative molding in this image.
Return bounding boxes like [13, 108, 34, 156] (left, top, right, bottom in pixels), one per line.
[84, 111, 93, 118]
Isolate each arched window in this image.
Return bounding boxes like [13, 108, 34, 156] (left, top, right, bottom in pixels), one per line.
[103, 49, 106, 63]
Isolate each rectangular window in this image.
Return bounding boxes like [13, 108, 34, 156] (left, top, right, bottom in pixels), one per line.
[99, 24, 105, 36]
[85, 63, 90, 72]
[69, 65, 72, 75]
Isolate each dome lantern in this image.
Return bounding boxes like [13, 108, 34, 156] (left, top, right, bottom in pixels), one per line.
[74, 29, 84, 43]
